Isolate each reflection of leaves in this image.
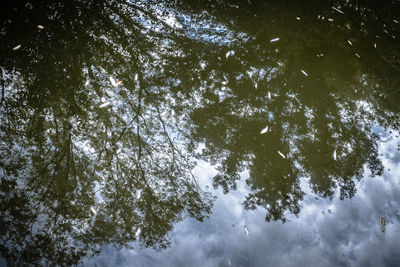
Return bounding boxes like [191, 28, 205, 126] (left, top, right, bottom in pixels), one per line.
[1, 0, 399, 265]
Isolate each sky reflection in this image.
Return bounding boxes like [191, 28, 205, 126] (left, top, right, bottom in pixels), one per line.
[82, 128, 400, 267]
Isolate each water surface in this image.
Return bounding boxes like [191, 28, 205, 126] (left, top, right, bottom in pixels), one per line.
[1, 0, 400, 266]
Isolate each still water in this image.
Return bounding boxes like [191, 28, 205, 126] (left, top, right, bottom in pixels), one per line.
[1, 0, 400, 266]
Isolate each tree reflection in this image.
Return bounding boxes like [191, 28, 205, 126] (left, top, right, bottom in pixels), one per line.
[1, 0, 399, 265]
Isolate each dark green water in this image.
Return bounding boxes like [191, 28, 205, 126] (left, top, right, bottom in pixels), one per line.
[1, 0, 400, 266]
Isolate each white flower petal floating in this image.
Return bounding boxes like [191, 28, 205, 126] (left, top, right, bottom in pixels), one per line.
[99, 102, 111, 108]
[225, 50, 235, 59]
[12, 45, 21, 51]
[37, 25, 44, 29]
[278, 150, 286, 159]
[90, 207, 97, 215]
[270, 38, 280, 43]
[260, 126, 269, 134]
[84, 80, 89, 86]
[332, 6, 344, 14]
[109, 76, 118, 87]
[301, 70, 308, 76]
[135, 228, 142, 239]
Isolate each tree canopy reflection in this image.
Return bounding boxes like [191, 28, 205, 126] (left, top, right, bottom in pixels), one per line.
[1, 0, 399, 265]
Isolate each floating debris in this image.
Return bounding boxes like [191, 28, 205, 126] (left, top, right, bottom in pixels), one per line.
[99, 102, 111, 108]
[374, 43, 377, 48]
[328, 18, 334, 22]
[270, 38, 280, 43]
[301, 70, 308, 76]
[25, 2, 33, 9]
[268, 91, 271, 99]
[226, 50, 235, 59]
[135, 228, 142, 239]
[332, 6, 344, 14]
[222, 80, 228, 85]
[68, 117, 77, 127]
[101, 97, 106, 103]
[260, 126, 269, 134]
[393, 19, 399, 24]
[296, 17, 301, 20]
[12, 45, 21, 51]
[380, 217, 385, 232]
[84, 79, 89, 86]
[355, 53, 360, 58]
[383, 29, 389, 34]
[333, 149, 337, 160]
[90, 207, 97, 215]
[244, 225, 249, 236]
[109, 76, 118, 87]
[160, 111, 167, 117]
[347, 40, 352, 45]
[37, 25, 44, 29]
[278, 150, 286, 159]
[135, 73, 139, 81]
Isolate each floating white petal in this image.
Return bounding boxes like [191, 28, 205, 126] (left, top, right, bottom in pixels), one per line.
[278, 150, 286, 158]
[12, 45, 21, 51]
[90, 207, 97, 215]
[244, 225, 249, 236]
[301, 70, 308, 76]
[225, 50, 235, 59]
[270, 38, 280, 43]
[84, 80, 89, 86]
[160, 111, 167, 117]
[37, 25, 44, 29]
[332, 7, 344, 14]
[135, 228, 142, 239]
[99, 102, 111, 108]
[268, 91, 271, 99]
[347, 40, 352, 45]
[135, 73, 139, 81]
[260, 126, 269, 134]
[333, 149, 337, 160]
[101, 97, 106, 103]
[109, 76, 118, 87]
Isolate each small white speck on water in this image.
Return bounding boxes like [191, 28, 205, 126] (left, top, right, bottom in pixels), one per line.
[268, 91, 271, 99]
[296, 17, 301, 20]
[84, 80, 89, 86]
[355, 53, 360, 58]
[135, 228, 142, 240]
[99, 102, 111, 108]
[12, 45, 21, 51]
[374, 43, 377, 48]
[332, 6, 344, 14]
[347, 40, 352, 45]
[278, 150, 286, 159]
[109, 76, 118, 87]
[244, 225, 249, 236]
[90, 207, 97, 215]
[160, 111, 167, 117]
[260, 126, 269, 134]
[301, 70, 308, 76]
[37, 25, 44, 29]
[135, 73, 139, 81]
[333, 149, 337, 160]
[270, 38, 280, 43]
[226, 50, 235, 59]
[101, 97, 106, 103]
[328, 18, 334, 22]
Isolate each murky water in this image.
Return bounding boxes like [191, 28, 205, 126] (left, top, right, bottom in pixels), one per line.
[1, 0, 400, 266]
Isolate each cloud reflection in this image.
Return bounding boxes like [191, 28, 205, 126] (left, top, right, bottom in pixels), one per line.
[82, 130, 400, 267]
